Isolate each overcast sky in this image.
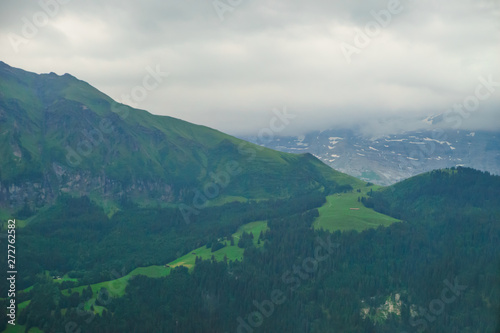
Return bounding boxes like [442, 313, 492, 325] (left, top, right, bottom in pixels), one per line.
[0, 0, 499, 136]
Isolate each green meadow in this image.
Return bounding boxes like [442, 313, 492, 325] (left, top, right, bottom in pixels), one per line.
[314, 187, 399, 232]
[13, 187, 397, 328]
[60, 220, 269, 312]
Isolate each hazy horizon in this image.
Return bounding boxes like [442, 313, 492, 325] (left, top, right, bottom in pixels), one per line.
[1, 0, 499, 136]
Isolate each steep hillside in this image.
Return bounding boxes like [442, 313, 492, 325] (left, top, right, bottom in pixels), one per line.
[0, 61, 361, 212]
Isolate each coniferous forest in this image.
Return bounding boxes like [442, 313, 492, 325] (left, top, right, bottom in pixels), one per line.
[1, 2, 499, 331]
[1, 167, 499, 332]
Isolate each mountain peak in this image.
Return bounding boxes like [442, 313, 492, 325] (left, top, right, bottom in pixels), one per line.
[0, 61, 15, 72]
[0, 62, 362, 210]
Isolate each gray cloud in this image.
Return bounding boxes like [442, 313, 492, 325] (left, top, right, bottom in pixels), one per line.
[0, 0, 499, 136]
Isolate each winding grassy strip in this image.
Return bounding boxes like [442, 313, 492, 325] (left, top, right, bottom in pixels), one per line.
[61, 221, 268, 302]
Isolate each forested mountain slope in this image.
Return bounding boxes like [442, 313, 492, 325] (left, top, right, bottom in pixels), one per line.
[6, 168, 498, 332]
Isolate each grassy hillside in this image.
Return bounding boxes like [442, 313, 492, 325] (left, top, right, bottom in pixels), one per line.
[0, 61, 361, 212]
[314, 186, 399, 232]
[51, 220, 269, 321]
[5, 157, 499, 333]
[3, 218, 269, 332]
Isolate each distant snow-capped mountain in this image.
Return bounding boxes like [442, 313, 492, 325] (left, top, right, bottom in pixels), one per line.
[240, 127, 500, 185]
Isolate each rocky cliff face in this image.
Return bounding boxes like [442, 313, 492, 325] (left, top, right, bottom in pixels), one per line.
[0, 164, 176, 210]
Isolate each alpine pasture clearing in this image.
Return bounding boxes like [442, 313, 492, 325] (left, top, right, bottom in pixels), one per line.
[169, 220, 268, 268]
[59, 220, 269, 310]
[314, 188, 399, 232]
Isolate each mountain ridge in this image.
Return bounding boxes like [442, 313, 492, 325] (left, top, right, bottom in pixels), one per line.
[0, 62, 362, 213]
